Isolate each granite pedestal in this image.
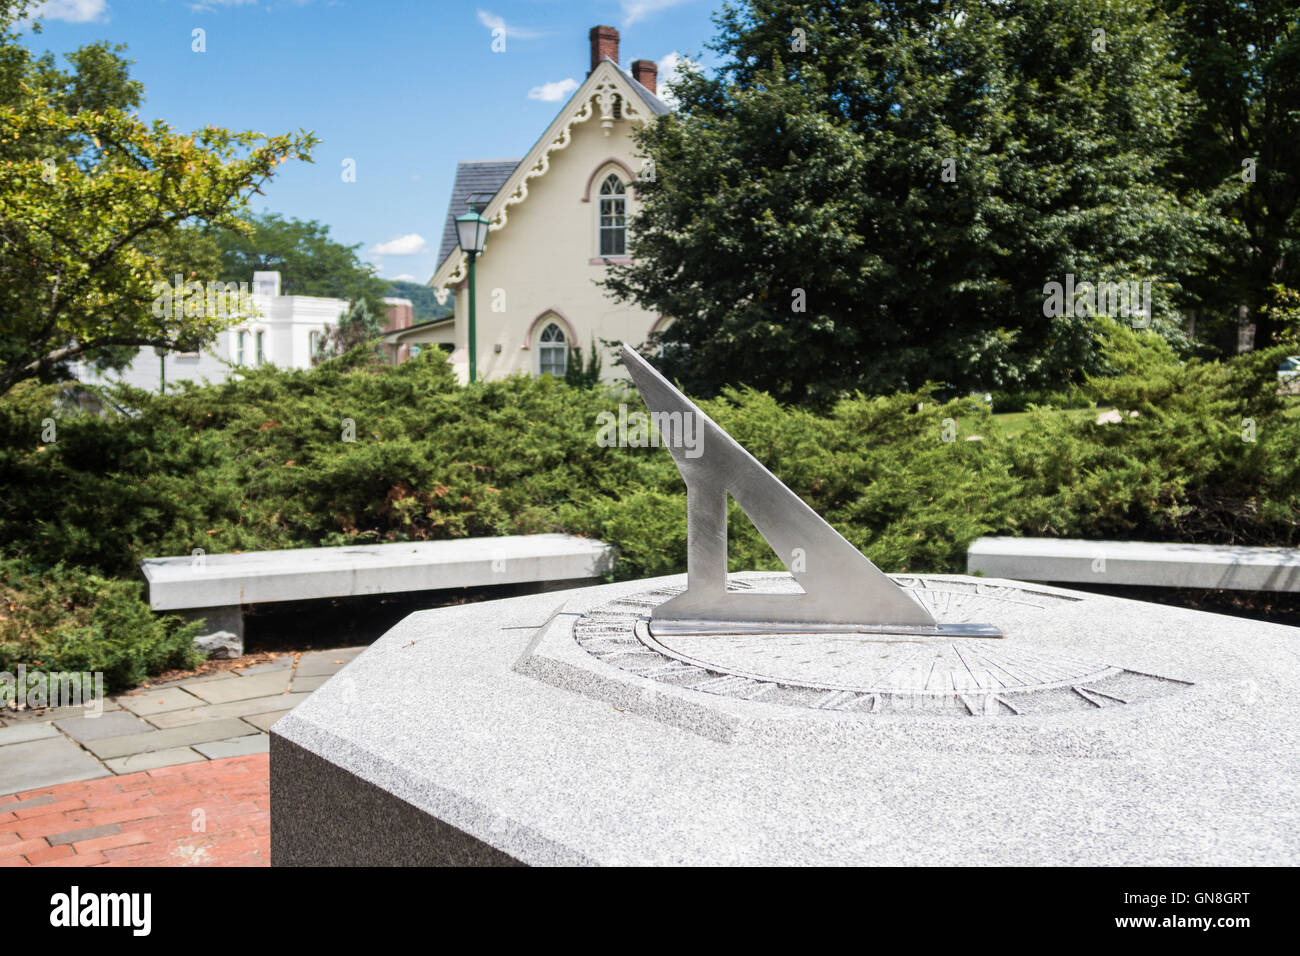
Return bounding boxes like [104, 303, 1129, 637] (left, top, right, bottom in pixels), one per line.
[271, 572, 1300, 866]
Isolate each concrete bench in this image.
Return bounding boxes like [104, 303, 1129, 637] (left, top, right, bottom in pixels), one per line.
[967, 536, 1300, 592]
[141, 534, 617, 658]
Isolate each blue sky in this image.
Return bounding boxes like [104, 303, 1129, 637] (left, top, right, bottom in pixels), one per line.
[21, 0, 720, 283]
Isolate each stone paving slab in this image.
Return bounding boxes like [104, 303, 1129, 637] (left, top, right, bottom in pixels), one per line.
[85, 718, 257, 760]
[53, 711, 151, 743]
[244, 710, 291, 732]
[295, 648, 364, 677]
[104, 747, 205, 774]
[232, 660, 293, 675]
[0, 737, 111, 795]
[47, 823, 122, 846]
[0, 646, 357, 796]
[117, 686, 206, 716]
[193, 734, 269, 759]
[0, 701, 120, 724]
[146, 692, 309, 729]
[0, 722, 61, 746]
[161, 670, 242, 687]
[289, 674, 331, 693]
[185, 671, 292, 704]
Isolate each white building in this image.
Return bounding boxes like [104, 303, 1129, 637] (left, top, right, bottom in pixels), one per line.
[75, 271, 349, 392]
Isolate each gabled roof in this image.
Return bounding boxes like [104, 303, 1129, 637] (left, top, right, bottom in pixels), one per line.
[437, 159, 520, 265]
[619, 62, 670, 116]
[429, 58, 668, 290]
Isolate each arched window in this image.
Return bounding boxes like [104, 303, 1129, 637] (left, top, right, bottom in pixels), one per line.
[235, 330, 247, 365]
[255, 330, 266, 366]
[538, 322, 568, 377]
[598, 174, 626, 257]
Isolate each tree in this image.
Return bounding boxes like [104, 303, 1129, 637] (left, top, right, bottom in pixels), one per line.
[1162, 0, 1300, 353]
[317, 298, 384, 361]
[382, 279, 454, 323]
[0, 3, 317, 396]
[603, 0, 1207, 404]
[564, 337, 604, 388]
[210, 213, 388, 320]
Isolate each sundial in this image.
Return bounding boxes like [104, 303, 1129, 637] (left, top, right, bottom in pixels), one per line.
[618, 345, 1001, 639]
[524, 347, 1195, 718]
[271, 347, 1300, 868]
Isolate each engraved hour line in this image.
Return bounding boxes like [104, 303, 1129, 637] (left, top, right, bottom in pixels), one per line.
[1007, 649, 1106, 682]
[865, 643, 935, 688]
[953, 645, 1002, 690]
[1072, 686, 1112, 707]
[979, 652, 1060, 687]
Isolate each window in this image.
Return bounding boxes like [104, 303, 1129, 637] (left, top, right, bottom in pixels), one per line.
[598, 174, 626, 257]
[538, 322, 568, 377]
[236, 330, 247, 365]
[309, 330, 323, 362]
[255, 330, 265, 366]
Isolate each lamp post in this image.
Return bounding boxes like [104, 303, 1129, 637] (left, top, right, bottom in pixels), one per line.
[454, 208, 491, 384]
[154, 345, 167, 395]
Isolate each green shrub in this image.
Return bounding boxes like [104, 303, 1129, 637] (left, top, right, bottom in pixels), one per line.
[1, 326, 1296, 686]
[0, 560, 201, 695]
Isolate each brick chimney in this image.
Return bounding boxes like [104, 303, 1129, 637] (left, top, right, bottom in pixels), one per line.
[589, 25, 619, 72]
[631, 59, 658, 95]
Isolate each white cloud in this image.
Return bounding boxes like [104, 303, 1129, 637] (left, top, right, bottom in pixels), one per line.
[654, 51, 696, 108]
[620, 0, 693, 28]
[477, 9, 544, 40]
[370, 234, 428, 256]
[388, 274, 416, 283]
[527, 77, 578, 103]
[28, 0, 108, 22]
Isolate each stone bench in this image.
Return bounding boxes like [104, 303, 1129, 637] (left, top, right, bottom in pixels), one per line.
[967, 536, 1300, 592]
[140, 534, 617, 658]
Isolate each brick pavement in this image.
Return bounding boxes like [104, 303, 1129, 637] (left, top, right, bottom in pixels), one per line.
[0, 754, 270, 866]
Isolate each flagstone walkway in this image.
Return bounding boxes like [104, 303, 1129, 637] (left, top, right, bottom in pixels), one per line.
[0, 648, 362, 797]
[0, 647, 364, 865]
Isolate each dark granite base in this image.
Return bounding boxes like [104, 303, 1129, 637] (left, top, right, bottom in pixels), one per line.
[270, 734, 523, 867]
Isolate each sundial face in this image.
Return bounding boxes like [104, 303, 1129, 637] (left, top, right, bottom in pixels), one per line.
[570, 575, 1191, 717]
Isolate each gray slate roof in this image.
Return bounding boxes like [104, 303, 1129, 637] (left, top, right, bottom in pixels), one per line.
[436, 159, 520, 266]
[620, 63, 671, 116]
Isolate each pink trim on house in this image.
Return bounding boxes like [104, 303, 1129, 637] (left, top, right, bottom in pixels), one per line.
[581, 158, 637, 202]
[522, 309, 579, 349]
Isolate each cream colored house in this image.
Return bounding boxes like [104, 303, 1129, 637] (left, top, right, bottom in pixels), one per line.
[386, 25, 669, 383]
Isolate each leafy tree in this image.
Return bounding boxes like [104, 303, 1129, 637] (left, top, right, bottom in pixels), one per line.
[318, 298, 383, 360]
[564, 337, 605, 388]
[383, 279, 454, 323]
[0, 2, 317, 396]
[211, 212, 388, 319]
[1162, 0, 1300, 353]
[604, 0, 1207, 405]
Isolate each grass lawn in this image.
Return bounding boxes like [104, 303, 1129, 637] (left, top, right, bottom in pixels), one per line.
[983, 390, 1300, 439]
[984, 406, 1098, 439]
